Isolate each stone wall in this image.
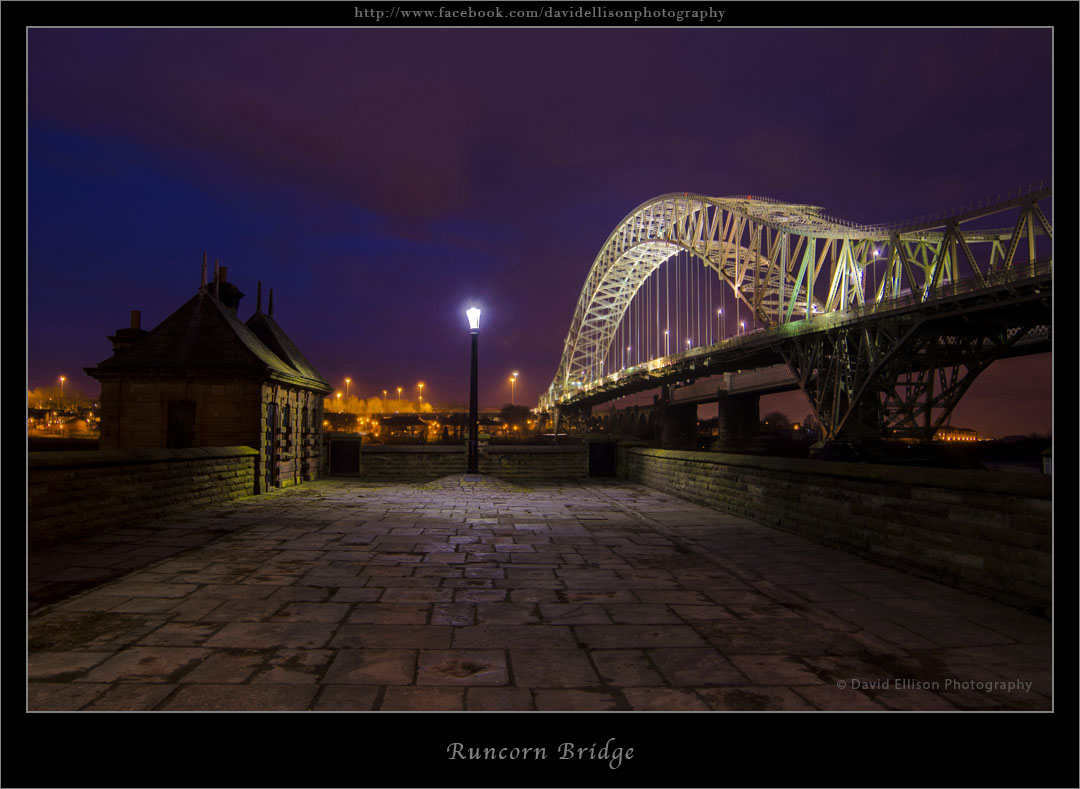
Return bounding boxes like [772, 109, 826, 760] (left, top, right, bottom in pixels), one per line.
[624, 448, 1052, 615]
[343, 444, 589, 482]
[356, 446, 464, 481]
[259, 384, 324, 493]
[97, 378, 262, 450]
[28, 447, 258, 549]
[480, 446, 588, 481]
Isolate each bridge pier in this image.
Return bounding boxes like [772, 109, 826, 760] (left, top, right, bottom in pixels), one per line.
[712, 391, 761, 454]
[657, 393, 698, 450]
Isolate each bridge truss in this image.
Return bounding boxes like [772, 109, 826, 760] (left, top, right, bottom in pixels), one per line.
[541, 187, 1052, 442]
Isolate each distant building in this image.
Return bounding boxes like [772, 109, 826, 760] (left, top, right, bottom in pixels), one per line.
[934, 426, 979, 442]
[380, 414, 428, 440]
[85, 261, 333, 493]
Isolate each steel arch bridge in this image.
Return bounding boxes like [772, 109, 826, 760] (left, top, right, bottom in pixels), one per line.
[540, 187, 1052, 442]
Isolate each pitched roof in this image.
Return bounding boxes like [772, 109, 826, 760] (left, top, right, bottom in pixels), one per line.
[86, 288, 331, 392]
[245, 311, 330, 390]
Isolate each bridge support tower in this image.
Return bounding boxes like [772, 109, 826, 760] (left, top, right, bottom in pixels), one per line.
[779, 299, 1050, 445]
[712, 391, 762, 454]
[656, 386, 699, 450]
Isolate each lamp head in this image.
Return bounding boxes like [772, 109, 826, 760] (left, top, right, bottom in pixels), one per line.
[466, 307, 481, 332]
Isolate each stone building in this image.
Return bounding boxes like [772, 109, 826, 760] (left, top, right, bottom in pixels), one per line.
[85, 262, 333, 494]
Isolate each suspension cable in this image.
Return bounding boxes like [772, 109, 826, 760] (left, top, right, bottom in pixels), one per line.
[675, 251, 680, 352]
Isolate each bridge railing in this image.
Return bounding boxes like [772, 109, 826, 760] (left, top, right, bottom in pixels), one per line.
[845, 255, 1052, 321]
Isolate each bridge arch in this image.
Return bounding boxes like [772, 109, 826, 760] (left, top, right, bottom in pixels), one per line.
[541, 188, 1052, 419]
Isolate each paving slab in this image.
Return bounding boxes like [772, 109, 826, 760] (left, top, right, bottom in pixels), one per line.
[27, 476, 1052, 711]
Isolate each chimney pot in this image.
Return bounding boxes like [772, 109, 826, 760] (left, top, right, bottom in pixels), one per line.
[220, 266, 228, 284]
[131, 310, 141, 330]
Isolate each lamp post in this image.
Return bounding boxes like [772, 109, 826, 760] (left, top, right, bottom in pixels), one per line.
[59, 376, 65, 409]
[418, 382, 424, 403]
[466, 308, 481, 474]
[718, 308, 723, 343]
[509, 372, 518, 405]
[345, 377, 351, 400]
[336, 392, 342, 412]
[664, 330, 669, 356]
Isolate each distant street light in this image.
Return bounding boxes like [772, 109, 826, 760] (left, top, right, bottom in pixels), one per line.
[59, 376, 65, 408]
[383, 390, 388, 399]
[740, 320, 745, 335]
[718, 308, 724, 343]
[397, 387, 402, 400]
[686, 339, 692, 350]
[509, 372, 518, 405]
[664, 330, 669, 356]
[345, 378, 351, 400]
[336, 392, 342, 412]
[418, 382, 424, 403]
[466, 307, 481, 474]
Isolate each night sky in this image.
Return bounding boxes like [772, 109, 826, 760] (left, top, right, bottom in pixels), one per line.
[27, 26, 1053, 437]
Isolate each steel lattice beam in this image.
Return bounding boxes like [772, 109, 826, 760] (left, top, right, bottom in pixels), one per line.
[541, 187, 1052, 414]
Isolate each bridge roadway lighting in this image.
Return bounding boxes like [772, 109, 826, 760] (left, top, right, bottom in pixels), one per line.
[740, 321, 745, 335]
[686, 338, 692, 351]
[466, 307, 481, 474]
[664, 330, 669, 356]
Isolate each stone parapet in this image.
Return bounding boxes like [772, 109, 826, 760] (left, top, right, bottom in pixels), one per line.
[625, 448, 1052, 616]
[28, 446, 258, 549]
[351, 444, 588, 481]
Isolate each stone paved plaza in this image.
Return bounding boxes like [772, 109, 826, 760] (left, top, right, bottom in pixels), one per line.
[27, 476, 1052, 711]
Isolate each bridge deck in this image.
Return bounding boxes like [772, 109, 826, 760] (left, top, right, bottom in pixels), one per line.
[29, 477, 1049, 711]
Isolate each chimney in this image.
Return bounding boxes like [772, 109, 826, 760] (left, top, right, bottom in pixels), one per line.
[211, 264, 244, 314]
[201, 253, 207, 288]
[108, 308, 148, 354]
[256, 281, 262, 314]
[269, 288, 274, 317]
